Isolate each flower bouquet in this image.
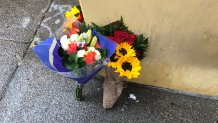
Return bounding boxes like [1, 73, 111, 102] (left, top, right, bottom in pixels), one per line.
[33, 5, 117, 100]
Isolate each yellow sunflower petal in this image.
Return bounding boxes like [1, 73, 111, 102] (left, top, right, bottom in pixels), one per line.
[126, 70, 132, 79]
[108, 61, 118, 68]
[132, 66, 142, 71]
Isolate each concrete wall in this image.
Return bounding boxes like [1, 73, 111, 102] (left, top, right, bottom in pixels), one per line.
[79, 0, 218, 96]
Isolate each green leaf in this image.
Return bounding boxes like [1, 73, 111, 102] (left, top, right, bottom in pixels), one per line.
[69, 53, 78, 63]
[120, 16, 123, 22]
[78, 61, 85, 68]
[78, 22, 91, 33]
[101, 49, 107, 58]
[71, 63, 79, 70]
[91, 22, 99, 29]
[62, 58, 72, 70]
[76, 5, 81, 11]
[137, 34, 144, 42]
[91, 17, 130, 36]
[77, 57, 85, 68]
[78, 57, 85, 63]
[134, 44, 147, 48]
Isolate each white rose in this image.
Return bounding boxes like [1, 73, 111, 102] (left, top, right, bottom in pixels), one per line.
[70, 34, 78, 42]
[94, 50, 101, 60]
[60, 35, 71, 50]
[77, 50, 86, 57]
[88, 47, 96, 52]
[81, 33, 88, 38]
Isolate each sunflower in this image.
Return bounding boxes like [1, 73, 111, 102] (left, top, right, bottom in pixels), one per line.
[116, 42, 136, 57]
[115, 57, 141, 79]
[108, 54, 119, 68]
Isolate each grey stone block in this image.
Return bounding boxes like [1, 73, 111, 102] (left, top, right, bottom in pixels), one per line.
[0, 0, 52, 42]
[0, 40, 27, 98]
[32, 0, 79, 44]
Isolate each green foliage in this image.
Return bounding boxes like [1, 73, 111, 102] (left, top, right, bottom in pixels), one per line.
[62, 52, 86, 71]
[133, 35, 149, 60]
[78, 57, 86, 67]
[76, 5, 81, 11]
[78, 22, 92, 34]
[101, 49, 107, 59]
[92, 17, 129, 36]
[68, 53, 78, 63]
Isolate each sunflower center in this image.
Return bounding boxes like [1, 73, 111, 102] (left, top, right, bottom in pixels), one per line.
[110, 54, 118, 62]
[122, 62, 132, 71]
[119, 48, 127, 56]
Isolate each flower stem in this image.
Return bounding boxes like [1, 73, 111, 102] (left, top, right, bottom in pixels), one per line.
[75, 84, 84, 101]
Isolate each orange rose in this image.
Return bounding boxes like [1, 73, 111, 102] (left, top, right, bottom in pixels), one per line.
[84, 52, 96, 65]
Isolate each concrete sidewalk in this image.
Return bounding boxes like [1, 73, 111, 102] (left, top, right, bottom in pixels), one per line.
[0, 0, 218, 122]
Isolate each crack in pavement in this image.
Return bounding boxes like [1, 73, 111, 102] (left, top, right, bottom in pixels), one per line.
[0, 38, 30, 44]
[0, 0, 55, 101]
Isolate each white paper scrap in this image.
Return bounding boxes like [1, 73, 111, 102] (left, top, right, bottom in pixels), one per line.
[129, 94, 137, 100]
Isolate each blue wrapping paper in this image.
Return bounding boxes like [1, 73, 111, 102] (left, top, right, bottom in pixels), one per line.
[33, 30, 117, 85]
[92, 29, 117, 58]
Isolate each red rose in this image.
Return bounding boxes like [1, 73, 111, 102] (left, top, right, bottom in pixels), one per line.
[113, 31, 129, 44]
[126, 34, 136, 45]
[67, 42, 77, 54]
[77, 13, 84, 22]
[84, 52, 96, 65]
[126, 40, 134, 46]
[107, 36, 114, 41]
[95, 43, 101, 49]
[127, 34, 136, 42]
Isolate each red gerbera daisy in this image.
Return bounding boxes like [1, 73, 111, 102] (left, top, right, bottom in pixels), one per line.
[67, 42, 77, 54]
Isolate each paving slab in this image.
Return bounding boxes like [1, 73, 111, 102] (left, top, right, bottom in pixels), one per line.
[0, 40, 27, 98]
[0, 0, 52, 42]
[0, 48, 218, 122]
[33, 0, 78, 44]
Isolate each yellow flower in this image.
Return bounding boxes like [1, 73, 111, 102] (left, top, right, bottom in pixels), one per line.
[116, 42, 136, 57]
[108, 54, 119, 68]
[65, 6, 80, 19]
[115, 57, 141, 79]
